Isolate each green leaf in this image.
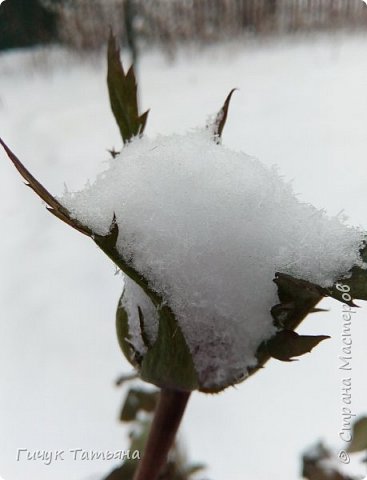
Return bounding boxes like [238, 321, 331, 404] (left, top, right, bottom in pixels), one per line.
[120, 387, 159, 422]
[348, 416, 367, 453]
[267, 330, 330, 362]
[140, 305, 199, 391]
[107, 31, 149, 144]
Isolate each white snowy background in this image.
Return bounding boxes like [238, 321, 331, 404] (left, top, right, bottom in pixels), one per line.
[1, 33, 367, 480]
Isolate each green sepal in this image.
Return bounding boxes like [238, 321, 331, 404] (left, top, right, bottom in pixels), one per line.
[115, 282, 199, 391]
[210, 88, 236, 143]
[116, 290, 141, 367]
[107, 31, 149, 144]
[140, 305, 199, 392]
[248, 273, 323, 378]
[136, 306, 151, 348]
[266, 330, 330, 362]
[271, 273, 324, 330]
[99, 213, 199, 391]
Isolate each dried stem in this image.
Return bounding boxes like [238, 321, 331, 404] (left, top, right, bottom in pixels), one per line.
[133, 389, 191, 480]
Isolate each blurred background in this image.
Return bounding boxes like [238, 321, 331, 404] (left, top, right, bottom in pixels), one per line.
[2, 1, 367, 54]
[1, 1, 367, 480]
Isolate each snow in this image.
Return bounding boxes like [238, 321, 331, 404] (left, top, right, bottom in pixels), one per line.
[61, 128, 364, 389]
[1, 33, 367, 480]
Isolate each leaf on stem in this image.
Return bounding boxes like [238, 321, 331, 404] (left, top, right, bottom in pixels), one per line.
[120, 387, 159, 422]
[302, 442, 355, 480]
[107, 31, 149, 144]
[348, 416, 367, 453]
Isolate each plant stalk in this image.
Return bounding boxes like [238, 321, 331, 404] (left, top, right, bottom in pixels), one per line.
[133, 388, 191, 480]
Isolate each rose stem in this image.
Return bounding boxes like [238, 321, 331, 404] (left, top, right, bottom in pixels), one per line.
[133, 388, 191, 480]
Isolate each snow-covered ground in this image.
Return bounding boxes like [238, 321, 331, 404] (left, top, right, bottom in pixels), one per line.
[1, 33, 367, 480]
